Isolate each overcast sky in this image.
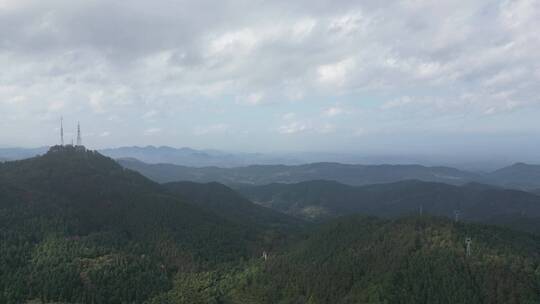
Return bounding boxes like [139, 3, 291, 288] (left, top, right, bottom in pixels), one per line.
[1, 0, 539, 158]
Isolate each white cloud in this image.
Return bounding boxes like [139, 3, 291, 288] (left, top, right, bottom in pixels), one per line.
[209, 29, 259, 56]
[317, 58, 355, 87]
[193, 123, 230, 135]
[237, 92, 264, 105]
[0, 0, 539, 149]
[278, 121, 309, 134]
[282, 112, 296, 120]
[88, 91, 105, 113]
[142, 110, 159, 120]
[381, 97, 414, 110]
[323, 106, 344, 117]
[317, 123, 336, 134]
[328, 10, 371, 36]
[143, 128, 161, 135]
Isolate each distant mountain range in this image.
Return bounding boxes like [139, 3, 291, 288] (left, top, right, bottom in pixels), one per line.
[119, 158, 480, 185]
[0, 145, 517, 170]
[0, 147, 48, 161]
[0, 146, 301, 167]
[100, 146, 303, 167]
[2, 146, 540, 303]
[6, 145, 540, 190]
[235, 180, 540, 233]
[118, 157, 540, 191]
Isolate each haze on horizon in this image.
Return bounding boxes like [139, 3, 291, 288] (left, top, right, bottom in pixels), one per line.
[1, 0, 539, 161]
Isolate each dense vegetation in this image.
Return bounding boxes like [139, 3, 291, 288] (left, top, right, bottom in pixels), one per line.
[237, 180, 540, 233]
[0, 146, 288, 303]
[163, 181, 302, 231]
[1, 147, 540, 303]
[147, 216, 540, 304]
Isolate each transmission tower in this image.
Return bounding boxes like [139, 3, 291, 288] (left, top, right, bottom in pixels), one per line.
[60, 116, 64, 146]
[465, 237, 472, 257]
[76, 122, 82, 146]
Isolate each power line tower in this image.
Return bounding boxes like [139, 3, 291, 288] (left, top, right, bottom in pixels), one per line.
[454, 210, 460, 223]
[76, 122, 82, 146]
[60, 116, 64, 146]
[465, 237, 472, 257]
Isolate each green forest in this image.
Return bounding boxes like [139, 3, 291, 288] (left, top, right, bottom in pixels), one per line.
[1, 147, 539, 303]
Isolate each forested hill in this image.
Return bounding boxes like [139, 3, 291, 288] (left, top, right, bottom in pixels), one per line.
[2, 147, 540, 303]
[486, 162, 540, 190]
[236, 180, 540, 233]
[163, 181, 303, 232]
[0, 146, 290, 303]
[152, 216, 540, 304]
[119, 158, 479, 185]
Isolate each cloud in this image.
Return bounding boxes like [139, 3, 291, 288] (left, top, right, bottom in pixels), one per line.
[278, 121, 309, 134]
[0, 0, 539, 150]
[317, 58, 355, 87]
[143, 128, 161, 135]
[323, 106, 344, 117]
[193, 123, 230, 135]
[142, 110, 159, 120]
[237, 92, 264, 105]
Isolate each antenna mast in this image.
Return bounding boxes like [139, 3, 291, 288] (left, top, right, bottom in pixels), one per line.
[76, 122, 82, 146]
[60, 116, 64, 146]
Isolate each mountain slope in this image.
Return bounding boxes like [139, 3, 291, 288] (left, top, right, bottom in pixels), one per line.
[486, 162, 540, 190]
[163, 181, 303, 231]
[0, 146, 48, 161]
[100, 145, 300, 167]
[119, 158, 480, 186]
[151, 216, 540, 304]
[0, 146, 279, 303]
[236, 180, 540, 232]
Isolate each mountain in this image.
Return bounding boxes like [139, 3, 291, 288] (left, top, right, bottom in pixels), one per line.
[100, 145, 300, 167]
[119, 159, 480, 186]
[151, 216, 540, 304]
[236, 180, 540, 233]
[0, 146, 48, 161]
[486, 162, 540, 190]
[163, 181, 303, 232]
[9, 146, 540, 190]
[2, 148, 540, 303]
[0, 146, 291, 303]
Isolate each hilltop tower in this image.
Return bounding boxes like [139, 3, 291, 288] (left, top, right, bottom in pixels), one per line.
[60, 116, 64, 146]
[76, 122, 82, 146]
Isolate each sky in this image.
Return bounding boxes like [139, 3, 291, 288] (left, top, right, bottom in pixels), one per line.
[1, 0, 539, 160]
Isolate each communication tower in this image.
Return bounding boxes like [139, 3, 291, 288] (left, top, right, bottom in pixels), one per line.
[465, 237, 472, 257]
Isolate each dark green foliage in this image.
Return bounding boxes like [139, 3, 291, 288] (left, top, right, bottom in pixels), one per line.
[0, 146, 276, 303]
[213, 217, 540, 304]
[237, 180, 540, 234]
[163, 181, 303, 231]
[2, 147, 540, 303]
